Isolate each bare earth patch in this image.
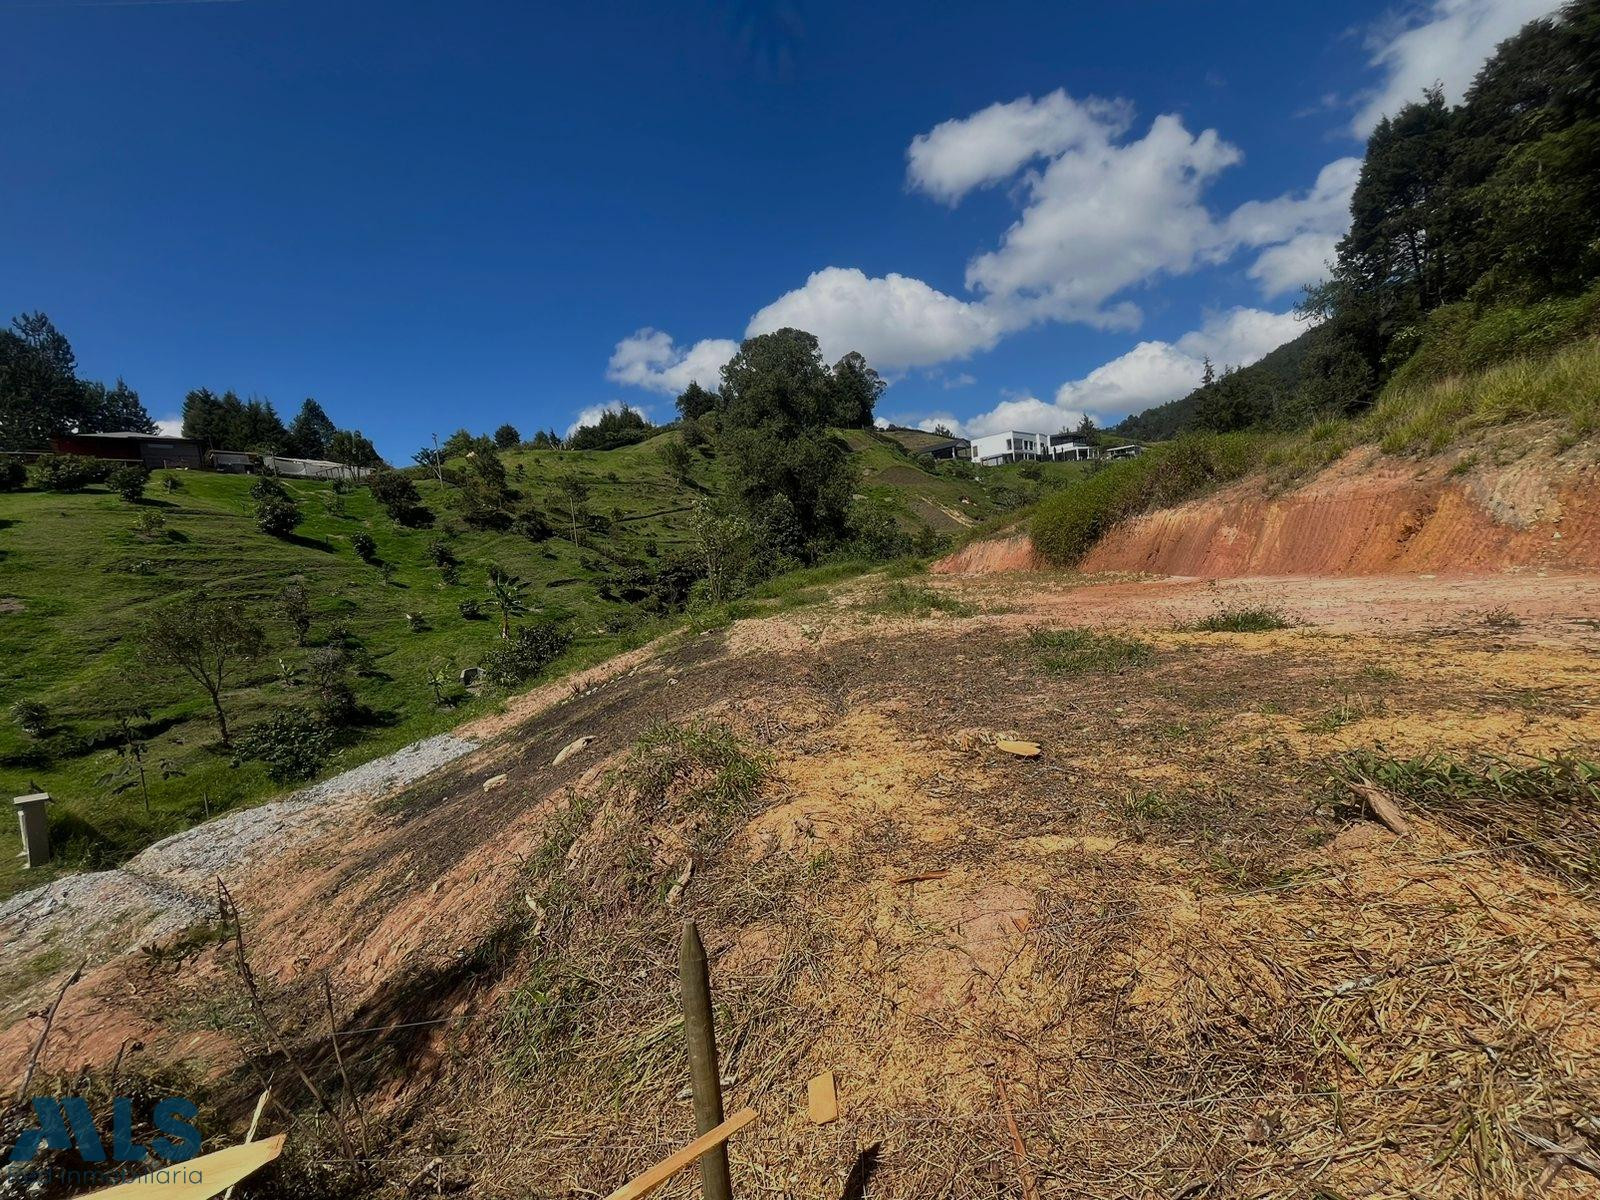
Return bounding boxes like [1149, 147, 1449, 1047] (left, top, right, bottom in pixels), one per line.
[2, 569, 1598, 1197]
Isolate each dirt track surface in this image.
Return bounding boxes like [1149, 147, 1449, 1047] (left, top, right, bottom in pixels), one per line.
[3, 567, 1599, 1198]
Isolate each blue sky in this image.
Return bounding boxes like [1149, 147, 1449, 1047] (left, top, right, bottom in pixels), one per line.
[0, 0, 1562, 459]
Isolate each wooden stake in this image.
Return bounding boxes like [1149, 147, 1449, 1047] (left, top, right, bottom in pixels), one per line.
[679, 920, 732, 1200]
[602, 1108, 757, 1200]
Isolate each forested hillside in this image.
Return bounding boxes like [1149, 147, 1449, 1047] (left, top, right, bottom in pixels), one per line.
[1117, 0, 1600, 439]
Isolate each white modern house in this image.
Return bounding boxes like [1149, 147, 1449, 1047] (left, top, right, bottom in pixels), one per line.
[1047, 433, 1098, 461]
[969, 430, 1122, 465]
[969, 430, 1048, 465]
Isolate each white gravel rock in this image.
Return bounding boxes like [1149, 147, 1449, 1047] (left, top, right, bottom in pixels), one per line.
[0, 732, 479, 1010]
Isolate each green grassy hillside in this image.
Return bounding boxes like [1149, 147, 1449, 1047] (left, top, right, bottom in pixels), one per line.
[0, 428, 1062, 898]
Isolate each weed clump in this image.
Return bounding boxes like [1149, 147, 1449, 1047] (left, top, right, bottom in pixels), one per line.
[1337, 750, 1600, 883]
[1029, 627, 1152, 674]
[868, 581, 975, 618]
[1184, 605, 1295, 633]
[495, 720, 770, 1089]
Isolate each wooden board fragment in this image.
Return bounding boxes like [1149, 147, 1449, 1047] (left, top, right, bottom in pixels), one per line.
[552, 735, 596, 766]
[807, 1071, 839, 1124]
[1347, 778, 1410, 835]
[995, 740, 1041, 758]
[602, 1107, 758, 1200]
[88, 1134, 286, 1200]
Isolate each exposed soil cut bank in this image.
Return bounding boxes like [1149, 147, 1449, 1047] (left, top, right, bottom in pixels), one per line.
[931, 530, 1038, 574]
[1087, 447, 1600, 577]
[938, 440, 1600, 578]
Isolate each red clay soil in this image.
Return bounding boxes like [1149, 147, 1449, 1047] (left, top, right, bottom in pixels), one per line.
[932, 531, 1039, 574]
[940, 440, 1600, 579]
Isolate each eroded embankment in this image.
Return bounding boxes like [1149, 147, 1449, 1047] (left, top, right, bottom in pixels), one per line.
[941, 440, 1600, 578]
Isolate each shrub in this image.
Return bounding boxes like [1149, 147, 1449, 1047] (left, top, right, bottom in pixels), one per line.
[869, 582, 975, 617]
[236, 708, 337, 781]
[1031, 434, 1259, 566]
[1385, 285, 1600, 395]
[481, 621, 571, 686]
[278, 582, 313, 645]
[514, 507, 553, 542]
[426, 539, 458, 568]
[30, 454, 110, 492]
[1369, 335, 1600, 453]
[135, 509, 167, 539]
[307, 645, 359, 725]
[680, 418, 709, 452]
[458, 599, 485, 620]
[350, 531, 378, 562]
[249, 476, 288, 501]
[0, 458, 27, 491]
[10, 699, 51, 737]
[255, 494, 303, 538]
[108, 464, 150, 502]
[846, 501, 914, 561]
[160, 473, 182, 492]
[368, 469, 430, 526]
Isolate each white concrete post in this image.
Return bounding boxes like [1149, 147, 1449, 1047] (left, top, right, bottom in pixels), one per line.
[13, 793, 50, 868]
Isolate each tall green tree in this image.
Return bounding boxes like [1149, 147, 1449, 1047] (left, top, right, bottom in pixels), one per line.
[711, 329, 860, 559]
[675, 380, 716, 420]
[0, 312, 88, 448]
[286, 398, 336, 458]
[717, 327, 834, 433]
[328, 428, 382, 468]
[79, 377, 157, 434]
[828, 351, 885, 428]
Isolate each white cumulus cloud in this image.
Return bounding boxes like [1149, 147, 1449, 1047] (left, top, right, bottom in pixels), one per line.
[605, 328, 738, 396]
[952, 108, 1244, 328]
[1224, 157, 1362, 296]
[905, 89, 1134, 205]
[155, 414, 183, 437]
[745, 266, 1005, 369]
[1351, 0, 1564, 135]
[923, 307, 1306, 439]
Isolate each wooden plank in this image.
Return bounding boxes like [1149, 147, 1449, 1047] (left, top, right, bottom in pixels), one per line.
[995, 740, 1041, 759]
[602, 1107, 758, 1200]
[807, 1071, 839, 1124]
[87, 1134, 286, 1200]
